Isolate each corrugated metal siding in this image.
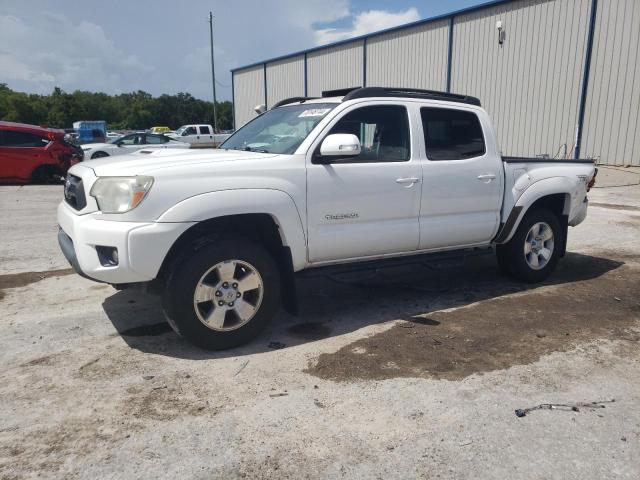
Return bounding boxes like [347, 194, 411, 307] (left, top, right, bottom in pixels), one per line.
[451, 0, 591, 157]
[582, 0, 640, 166]
[266, 55, 305, 108]
[366, 19, 450, 90]
[233, 66, 265, 127]
[307, 41, 363, 96]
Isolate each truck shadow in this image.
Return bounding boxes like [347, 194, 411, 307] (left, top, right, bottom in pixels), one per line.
[103, 253, 624, 359]
[101, 251, 626, 361]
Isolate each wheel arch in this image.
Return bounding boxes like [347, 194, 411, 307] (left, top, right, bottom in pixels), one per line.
[155, 213, 299, 315]
[495, 178, 572, 247]
[30, 164, 63, 184]
[90, 151, 109, 159]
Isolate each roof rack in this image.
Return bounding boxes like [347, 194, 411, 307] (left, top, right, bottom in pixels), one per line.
[341, 87, 481, 106]
[322, 87, 360, 98]
[271, 96, 318, 108]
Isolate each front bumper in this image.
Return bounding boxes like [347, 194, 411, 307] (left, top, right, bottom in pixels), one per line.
[57, 201, 191, 284]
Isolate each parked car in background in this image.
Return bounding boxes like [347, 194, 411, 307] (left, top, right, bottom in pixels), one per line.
[81, 132, 189, 160]
[0, 121, 83, 183]
[168, 124, 218, 147]
[150, 126, 171, 135]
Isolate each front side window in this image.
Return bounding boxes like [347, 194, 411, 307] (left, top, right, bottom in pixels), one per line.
[421, 107, 485, 160]
[118, 134, 144, 145]
[0, 130, 48, 147]
[325, 105, 410, 162]
[222, 103, 336, 154]
[184, 127, 197, 136]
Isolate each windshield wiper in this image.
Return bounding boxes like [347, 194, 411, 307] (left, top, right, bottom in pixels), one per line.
[228, 146, 269, 153]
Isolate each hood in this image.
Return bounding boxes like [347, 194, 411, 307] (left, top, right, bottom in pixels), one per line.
[82, 148, 279, 177]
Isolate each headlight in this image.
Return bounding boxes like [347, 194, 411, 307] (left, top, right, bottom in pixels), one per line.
[90, 176, 154, 213]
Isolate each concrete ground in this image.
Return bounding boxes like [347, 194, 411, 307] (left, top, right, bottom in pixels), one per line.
[0, 166, 639, 479]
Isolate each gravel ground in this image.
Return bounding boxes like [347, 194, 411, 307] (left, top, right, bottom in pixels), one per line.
[0, 166, 639, 479]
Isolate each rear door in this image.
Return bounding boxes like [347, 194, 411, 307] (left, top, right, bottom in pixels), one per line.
[417, 106, 502, 249]
[198, 125, 213, 145]
[306, 103, 422, 263]
[144, 134, 171, 148]
[0, 129, 49, 182]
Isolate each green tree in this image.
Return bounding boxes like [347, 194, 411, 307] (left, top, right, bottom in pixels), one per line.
[0, 85, 234, 131]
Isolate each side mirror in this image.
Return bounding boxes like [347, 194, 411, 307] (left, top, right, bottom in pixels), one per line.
[317, 134, 361, 162]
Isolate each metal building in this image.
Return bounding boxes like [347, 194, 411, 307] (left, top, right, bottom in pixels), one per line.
[231, 0, 640, 166]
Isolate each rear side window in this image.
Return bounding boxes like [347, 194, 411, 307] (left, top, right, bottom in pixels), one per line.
[145, 134, 168, 144]
[420, 107, 485, 160]
[326, 105, 410, 162]
[0, 130, 48, 147]
[198, 126, 211, 135]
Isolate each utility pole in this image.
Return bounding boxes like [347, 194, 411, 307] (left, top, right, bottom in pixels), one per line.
[208, 11, 218, 133]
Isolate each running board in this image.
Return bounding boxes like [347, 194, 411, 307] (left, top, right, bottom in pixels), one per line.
[299, 246, 494, 278]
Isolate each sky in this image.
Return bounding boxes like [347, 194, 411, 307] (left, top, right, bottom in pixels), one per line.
[0, 0, 487, 102]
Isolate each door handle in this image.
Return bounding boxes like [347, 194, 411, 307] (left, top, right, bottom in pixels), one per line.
[396, 177, 420, 187]
[477, 173, 496, 182]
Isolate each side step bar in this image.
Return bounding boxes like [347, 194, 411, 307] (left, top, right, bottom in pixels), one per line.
[298, 246, 494, 278]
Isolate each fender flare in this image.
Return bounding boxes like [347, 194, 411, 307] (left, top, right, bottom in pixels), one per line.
[494, 177, 572, 244]
[157, 188, 307, 270]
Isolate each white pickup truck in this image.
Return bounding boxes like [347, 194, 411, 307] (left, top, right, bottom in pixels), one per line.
[167, 124, 230, 147]
[57, 87, 597, 350]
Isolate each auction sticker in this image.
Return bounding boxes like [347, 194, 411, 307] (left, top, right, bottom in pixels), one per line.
[298, 108, 331, 118]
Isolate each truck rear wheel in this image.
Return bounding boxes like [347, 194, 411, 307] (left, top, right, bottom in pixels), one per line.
[162, 236, 281, 350]
[496, 208, 562, 283]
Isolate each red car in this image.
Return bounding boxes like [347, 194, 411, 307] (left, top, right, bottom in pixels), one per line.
[0, 121, 84, 184]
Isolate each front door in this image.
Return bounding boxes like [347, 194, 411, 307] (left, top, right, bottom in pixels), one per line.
[306, 104, 422, 263]
[198, 125, 213, 145]
[417, 106, 502, 249]
[117, 133, 146, 154]
[182, 126, 198, 144]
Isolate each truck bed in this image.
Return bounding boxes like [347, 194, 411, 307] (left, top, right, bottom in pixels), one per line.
[503, 156, 595, 164]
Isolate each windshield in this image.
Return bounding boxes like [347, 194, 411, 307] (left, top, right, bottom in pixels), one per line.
[221, 103, 336, 154]
[175, 126, 187, 136]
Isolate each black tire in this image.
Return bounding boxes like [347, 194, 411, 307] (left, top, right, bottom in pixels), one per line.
[496, 208, 562, 283]
[91, 151, 109, 159]
[30, 165, 62, 184]
[162, 236, 281, 350]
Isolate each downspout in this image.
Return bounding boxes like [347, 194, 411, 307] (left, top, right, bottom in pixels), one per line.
[574, 0, 598, 159]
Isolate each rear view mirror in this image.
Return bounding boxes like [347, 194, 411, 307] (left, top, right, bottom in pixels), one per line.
[319, 134, 361, 158]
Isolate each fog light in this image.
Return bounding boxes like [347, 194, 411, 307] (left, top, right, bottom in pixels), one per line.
[96, 246, 119, 266]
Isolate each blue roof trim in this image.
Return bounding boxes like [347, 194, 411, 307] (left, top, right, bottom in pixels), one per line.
[231, 0, 520, 73]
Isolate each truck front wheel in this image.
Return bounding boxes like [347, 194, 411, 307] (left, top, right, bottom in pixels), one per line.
[162, 237, 281, 350]
[496, 208, 562, 283]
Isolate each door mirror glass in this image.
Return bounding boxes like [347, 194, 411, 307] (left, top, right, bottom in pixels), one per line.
[319, 134, 361, 158]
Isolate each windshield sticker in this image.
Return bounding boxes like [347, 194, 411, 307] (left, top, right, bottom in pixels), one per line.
[298, 108, 331, 118]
